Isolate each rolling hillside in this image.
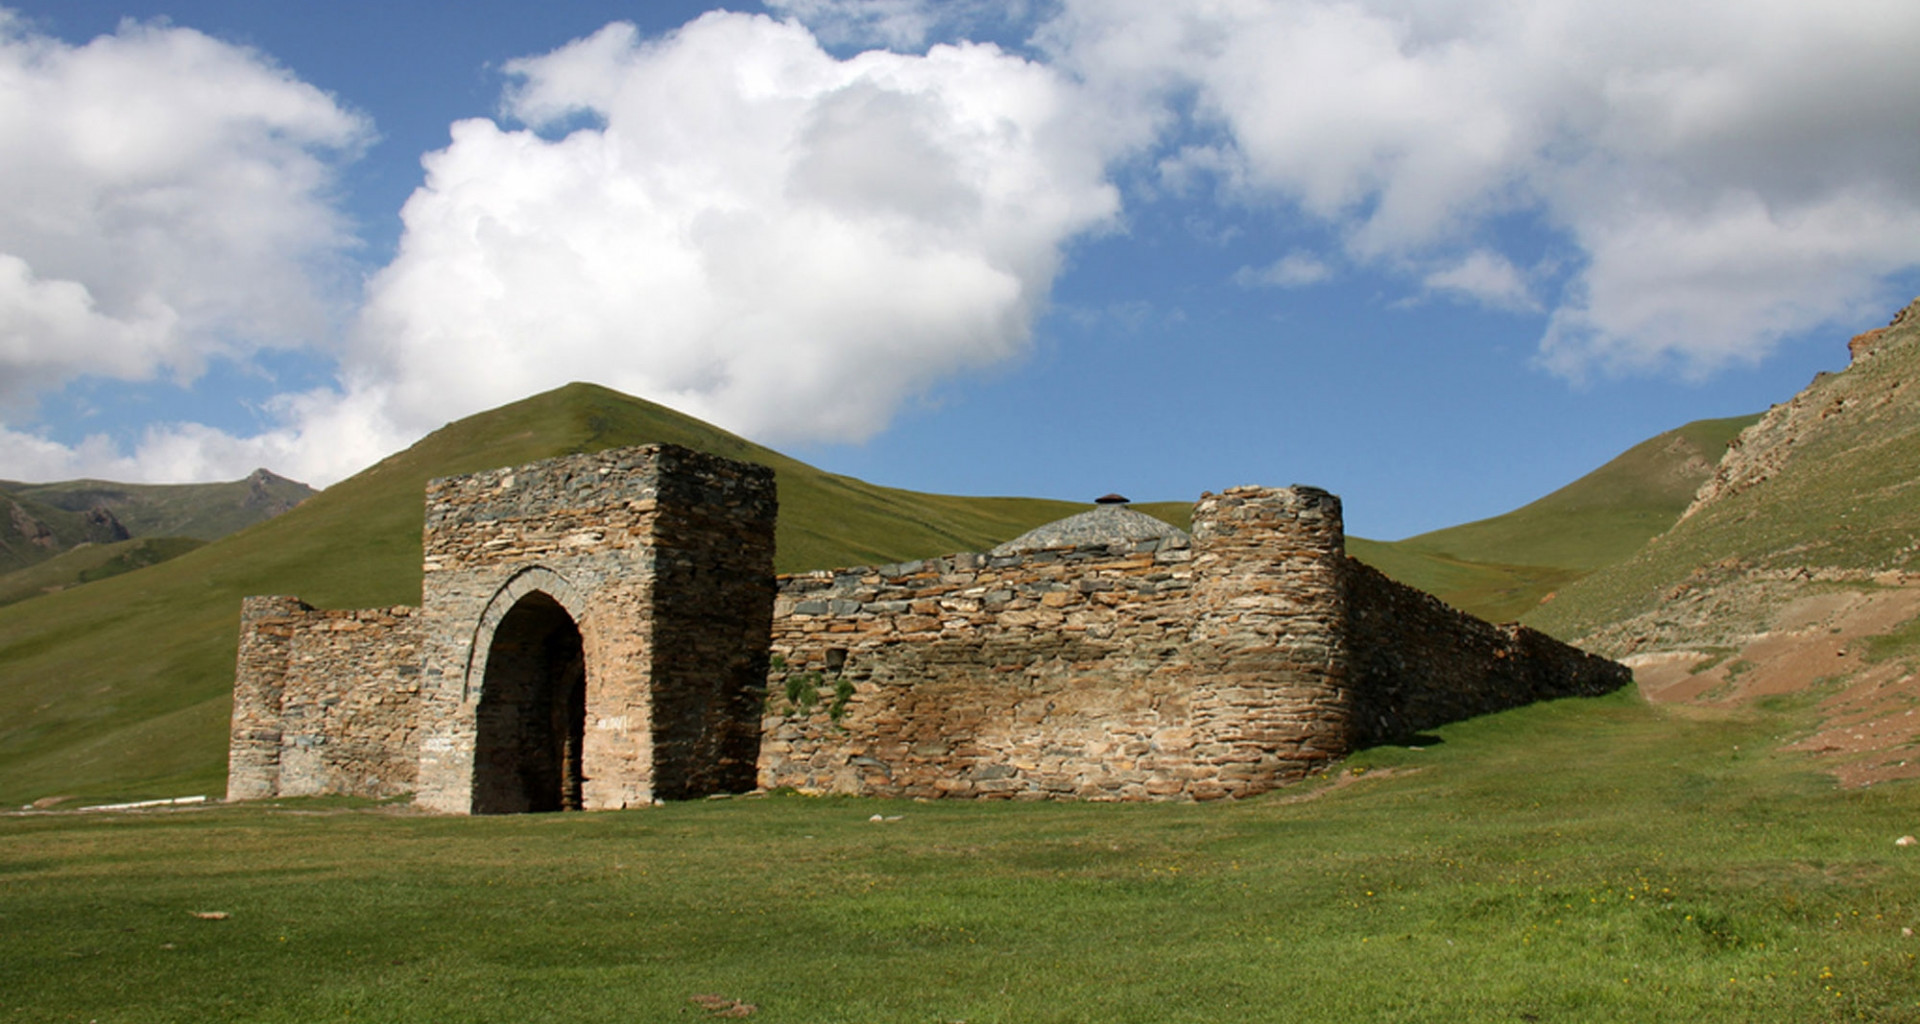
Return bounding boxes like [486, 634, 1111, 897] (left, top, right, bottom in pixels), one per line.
[2, 469, 315, 541]
[1142, 414, 1749, 627]
[0, 490, 135, 575]
[0, 370, 1826, 806]
[1527, 300, 1920, 786]
[0, 470, 313, 576]
[0, 536, 207, 609]
[1531, 300, 1920, 647]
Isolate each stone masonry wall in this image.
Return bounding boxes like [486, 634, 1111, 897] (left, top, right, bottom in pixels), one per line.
[1342, 559, 1630, 746]
[760, 485, 1627, 803]
[412, 444, 775, 813]
[227, 598, 424, 800]
[1184, 486, 1354, 793]
[757, 486, 1359, 801]
[413, 445, 672, 813]
[759, 536, 1204, 800]
[233, 443, 1625, 811]
[646, 459, 778, 799]
[228, 596, 302, 801]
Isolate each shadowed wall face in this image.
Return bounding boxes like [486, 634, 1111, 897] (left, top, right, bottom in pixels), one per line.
[471, 592, 585, 814]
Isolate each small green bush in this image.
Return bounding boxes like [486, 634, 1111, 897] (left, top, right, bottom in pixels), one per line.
[829, 677, 855, 722]
[784, 672, 821, 713]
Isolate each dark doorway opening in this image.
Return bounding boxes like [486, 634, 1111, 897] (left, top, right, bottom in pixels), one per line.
[472, 592, 586, 814]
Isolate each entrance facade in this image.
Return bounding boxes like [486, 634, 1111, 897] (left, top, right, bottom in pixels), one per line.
[410, 444, 778, 814]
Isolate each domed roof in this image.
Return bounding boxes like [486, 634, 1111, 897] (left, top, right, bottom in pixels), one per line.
[991, 504, 1189, 556]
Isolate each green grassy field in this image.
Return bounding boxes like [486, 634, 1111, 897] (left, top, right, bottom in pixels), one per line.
[4, 690, 1915, 1023]
[0, 536, 206, 609]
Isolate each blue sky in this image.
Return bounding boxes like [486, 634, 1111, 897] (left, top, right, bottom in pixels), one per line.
[2, 1, 1917, 540]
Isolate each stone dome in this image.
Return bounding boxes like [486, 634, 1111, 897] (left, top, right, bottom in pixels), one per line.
[991, 504, 1190, 556]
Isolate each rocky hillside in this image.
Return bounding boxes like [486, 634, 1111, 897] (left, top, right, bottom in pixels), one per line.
[1, 493, 131, 574]
[0, 469, 315, 576]
[1529, 298, 1920, 785]
[1681, 301, 1918, 522]
[3, 468, 315, 540]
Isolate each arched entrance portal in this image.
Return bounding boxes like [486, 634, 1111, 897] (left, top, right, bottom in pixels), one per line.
[472, 591, 586, 814]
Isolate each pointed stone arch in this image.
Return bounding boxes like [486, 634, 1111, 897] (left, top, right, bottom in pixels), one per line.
[469, 589, 586, 813]
[463, 566, 589, 702]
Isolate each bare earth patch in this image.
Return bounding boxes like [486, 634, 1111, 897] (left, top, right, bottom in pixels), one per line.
[1623, 581, 1920, 787]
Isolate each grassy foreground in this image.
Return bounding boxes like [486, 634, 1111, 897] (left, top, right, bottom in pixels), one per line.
[4, 692, 1916, 1023]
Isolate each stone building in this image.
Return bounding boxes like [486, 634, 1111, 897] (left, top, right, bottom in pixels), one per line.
[229, 445, 776, 813]
[228, 443, 1628, 812]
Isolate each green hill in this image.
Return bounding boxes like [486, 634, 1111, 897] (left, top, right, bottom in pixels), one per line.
[1530, 299, 1920, 651]
[2, 469, 316, 542]
[0, 536, 207, 609]
[0, 376, 1799, 807]
[1128, 414, 1751, 628]
[1341, 415, 1756, 623]
[1399, 415, 1757, 571]
[0, 383, 1092, 806]
[0, 491, 133, 575]
[0, 469, 313, 582]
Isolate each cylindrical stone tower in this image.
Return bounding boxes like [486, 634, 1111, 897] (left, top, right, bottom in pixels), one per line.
[1187, 485, 1352, 796]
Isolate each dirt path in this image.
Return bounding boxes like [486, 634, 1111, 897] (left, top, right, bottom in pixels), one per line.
[1623, 582, 1920, 787]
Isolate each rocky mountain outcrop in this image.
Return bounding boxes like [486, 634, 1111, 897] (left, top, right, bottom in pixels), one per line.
[84, 507, 131, 542]
[1683, 297, 1920, 522]
[1, 496, 139, 573]
[1532, 297, 1920, 787]
[7, 500, 57, 551]
[0, 470, 317, 578]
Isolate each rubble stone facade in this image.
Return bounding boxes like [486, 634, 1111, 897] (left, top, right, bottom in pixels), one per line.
[227, 598, 422, 801]
[229, 444, 777, 812]
[229, 447, 1628, 812]
[760, 486, 1625, 800]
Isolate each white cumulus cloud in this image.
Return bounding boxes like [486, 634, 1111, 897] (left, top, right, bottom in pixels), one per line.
[1234, 250, 1333, 289]
[0, 11, 368, 409]
[12, 2, 1920, 487]
[1422, 250, 1537, 312]
[1042, 0, 1920, 374]
[352, 12, 1122, 445]
[762, 0, 1034, 51]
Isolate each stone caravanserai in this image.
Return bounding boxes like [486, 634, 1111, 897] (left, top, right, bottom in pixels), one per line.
[228, 444, 1629, 813]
